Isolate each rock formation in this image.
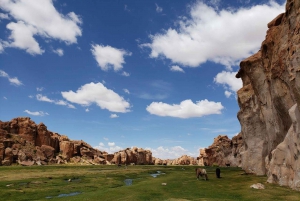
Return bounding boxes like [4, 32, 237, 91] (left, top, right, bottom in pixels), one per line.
[236, 0, 300, 190]
[0, 117, 109, 166]
[198, 134, 243, 167]
[109, 147, 153, 165]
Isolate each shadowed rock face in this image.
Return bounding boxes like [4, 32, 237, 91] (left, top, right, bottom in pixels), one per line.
[236, 0, 300, 190]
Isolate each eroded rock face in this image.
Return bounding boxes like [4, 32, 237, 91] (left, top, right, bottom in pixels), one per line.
[236, 0, 300, 190]
[198, 134, 243, 167]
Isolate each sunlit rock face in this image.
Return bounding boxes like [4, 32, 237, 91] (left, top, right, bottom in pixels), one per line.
[236, 0, 300, 190]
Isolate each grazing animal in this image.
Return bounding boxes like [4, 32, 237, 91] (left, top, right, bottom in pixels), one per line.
[195, 168, 208, 180]
[216, 168, 221, 178]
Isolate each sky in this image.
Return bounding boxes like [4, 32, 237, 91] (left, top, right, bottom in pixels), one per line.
[0, 0, 285, 159]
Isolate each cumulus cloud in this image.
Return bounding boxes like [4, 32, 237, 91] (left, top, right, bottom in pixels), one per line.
[142, 1, 284, 69]
[214, 71, 242, 97]
[24, 109, 49, 116]
[0, 69, 23, 86]
[36, 94, 75, 108]
[91, 44, 131, 71]
[6, 21, 44, 55]
[170, 65, 185, 73]
[94, 142, 123, 153]
[110, 114, 119, 118]
[147, 146, 199, 159]
[61, 82, 131, 113]
[53, 48, 64, 56]
[0, 0, 82, 54]
[85, 108, 89, 112]
[146, 99, 224, 118]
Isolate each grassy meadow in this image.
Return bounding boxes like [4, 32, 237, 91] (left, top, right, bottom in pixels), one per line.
[0, 165, 299, 201]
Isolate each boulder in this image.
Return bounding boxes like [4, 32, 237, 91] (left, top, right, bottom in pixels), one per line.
[60, 141, 74, 160]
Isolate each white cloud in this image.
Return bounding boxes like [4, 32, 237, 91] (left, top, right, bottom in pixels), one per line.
[95, 142, 123, 154]
[214, 71, 242, 97]
[6, 21, 44, 55]
[3, 96, 7, 100]
[0, 69, 23, 86]
[36, 94, 53, 103]
[54, 99, 76, 108]
[146, 99, 224, 118]
[24, 109, 49, 116]
[108, 142, 115, 147]
[28, 95, 33, 98]
[142, 1, 284, 69]
[123, 89, 130, 94]
[121, 71, 130, 76]
[0, 0, 82, 54]
[61, 82, 131, 113]
[0, 41, 4, 53]
[85, 108, 89, 112]
[0, 12, 10, 20]
[36, 94, 75, 108]
[170, 65, 185, 73]
[103, 137, 109, 141]
[155, 3, 163, 13]
[91, 44, 131, 71]
[147, 146, 199, 159]
[36, 87, 44, 91]
[53, 48, 64, 56]
[110, 114, 119, 118]
[225, 90, 232, 98]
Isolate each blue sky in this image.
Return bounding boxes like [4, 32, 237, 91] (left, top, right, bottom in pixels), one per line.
[0, 0, 285, 159]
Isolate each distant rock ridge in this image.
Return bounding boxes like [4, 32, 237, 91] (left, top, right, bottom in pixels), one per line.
[236, 0, 300, 190]
[153, 155, 200, 166]
[198, 134, 244, 167]
[0, 117, 202, 166]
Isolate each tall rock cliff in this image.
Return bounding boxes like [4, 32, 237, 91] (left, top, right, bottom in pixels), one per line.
[236, 0, 300, 190]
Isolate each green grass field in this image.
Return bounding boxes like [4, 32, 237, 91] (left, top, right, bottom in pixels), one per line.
[0, 165, 299, 201]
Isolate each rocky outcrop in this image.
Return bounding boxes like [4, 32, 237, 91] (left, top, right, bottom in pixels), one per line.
[170, 155, 198, 165]
[110, 147, 153, 165]
[198, 134, 244, 167]
[236, 0, 300, 190]
[0, 117, 108, 166]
